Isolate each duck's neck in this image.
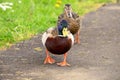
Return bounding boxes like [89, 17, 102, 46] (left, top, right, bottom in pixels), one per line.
[58, 31, 62, 35]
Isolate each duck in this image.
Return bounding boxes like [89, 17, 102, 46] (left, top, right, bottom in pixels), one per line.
[42, 20, 74, 66]
[57, 4, 81, 44]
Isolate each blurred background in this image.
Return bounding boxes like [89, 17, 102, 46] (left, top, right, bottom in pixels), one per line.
[0, 0, 117, 49]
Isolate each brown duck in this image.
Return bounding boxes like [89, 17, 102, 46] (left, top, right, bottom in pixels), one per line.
[57, 4, 81, 44]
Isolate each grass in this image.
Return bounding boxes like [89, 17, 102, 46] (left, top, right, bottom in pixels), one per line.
[0, 0, 114, 49]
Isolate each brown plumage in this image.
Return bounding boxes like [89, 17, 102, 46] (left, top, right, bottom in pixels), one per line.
[45, 36, 72, 55]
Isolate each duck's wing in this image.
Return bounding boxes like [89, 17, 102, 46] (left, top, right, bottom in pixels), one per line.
[72, 12, 79, 19]
[51, 27, 58, 36]
[42, 27, 58, 46]
[72, 12, 81, 25]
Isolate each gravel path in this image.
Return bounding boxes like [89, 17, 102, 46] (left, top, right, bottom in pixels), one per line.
[0, 4, 120, 80]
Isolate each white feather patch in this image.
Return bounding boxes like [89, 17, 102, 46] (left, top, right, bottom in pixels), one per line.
[68, 33, 74, 45]
[42, 27, 54, 47]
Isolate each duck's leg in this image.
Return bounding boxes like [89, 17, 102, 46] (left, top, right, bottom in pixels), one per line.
[57, 53, 70, 66]
[75, 29, 80, 44]
[44, 49, 55, 64]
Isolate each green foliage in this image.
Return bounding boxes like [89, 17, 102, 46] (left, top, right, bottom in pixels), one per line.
[0, 0, 113, 48]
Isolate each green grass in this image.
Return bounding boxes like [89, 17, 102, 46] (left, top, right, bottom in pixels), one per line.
[0, 0, 114, 49]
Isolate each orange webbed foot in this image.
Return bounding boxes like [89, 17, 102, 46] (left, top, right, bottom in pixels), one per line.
[57, 61, 70, 67]
[57, 53, 70, 66]
[74, 40, 80, 44]
[44, 56, 55, 64]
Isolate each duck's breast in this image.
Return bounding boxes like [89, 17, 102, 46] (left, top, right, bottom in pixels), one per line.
[45, 36, 72, 55]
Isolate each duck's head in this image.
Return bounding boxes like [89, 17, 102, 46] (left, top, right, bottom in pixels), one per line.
[64, 4, 72, 18]
[58, 20, 69, 37]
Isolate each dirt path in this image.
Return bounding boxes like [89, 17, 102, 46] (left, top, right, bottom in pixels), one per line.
[0, 4, 120, 80]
